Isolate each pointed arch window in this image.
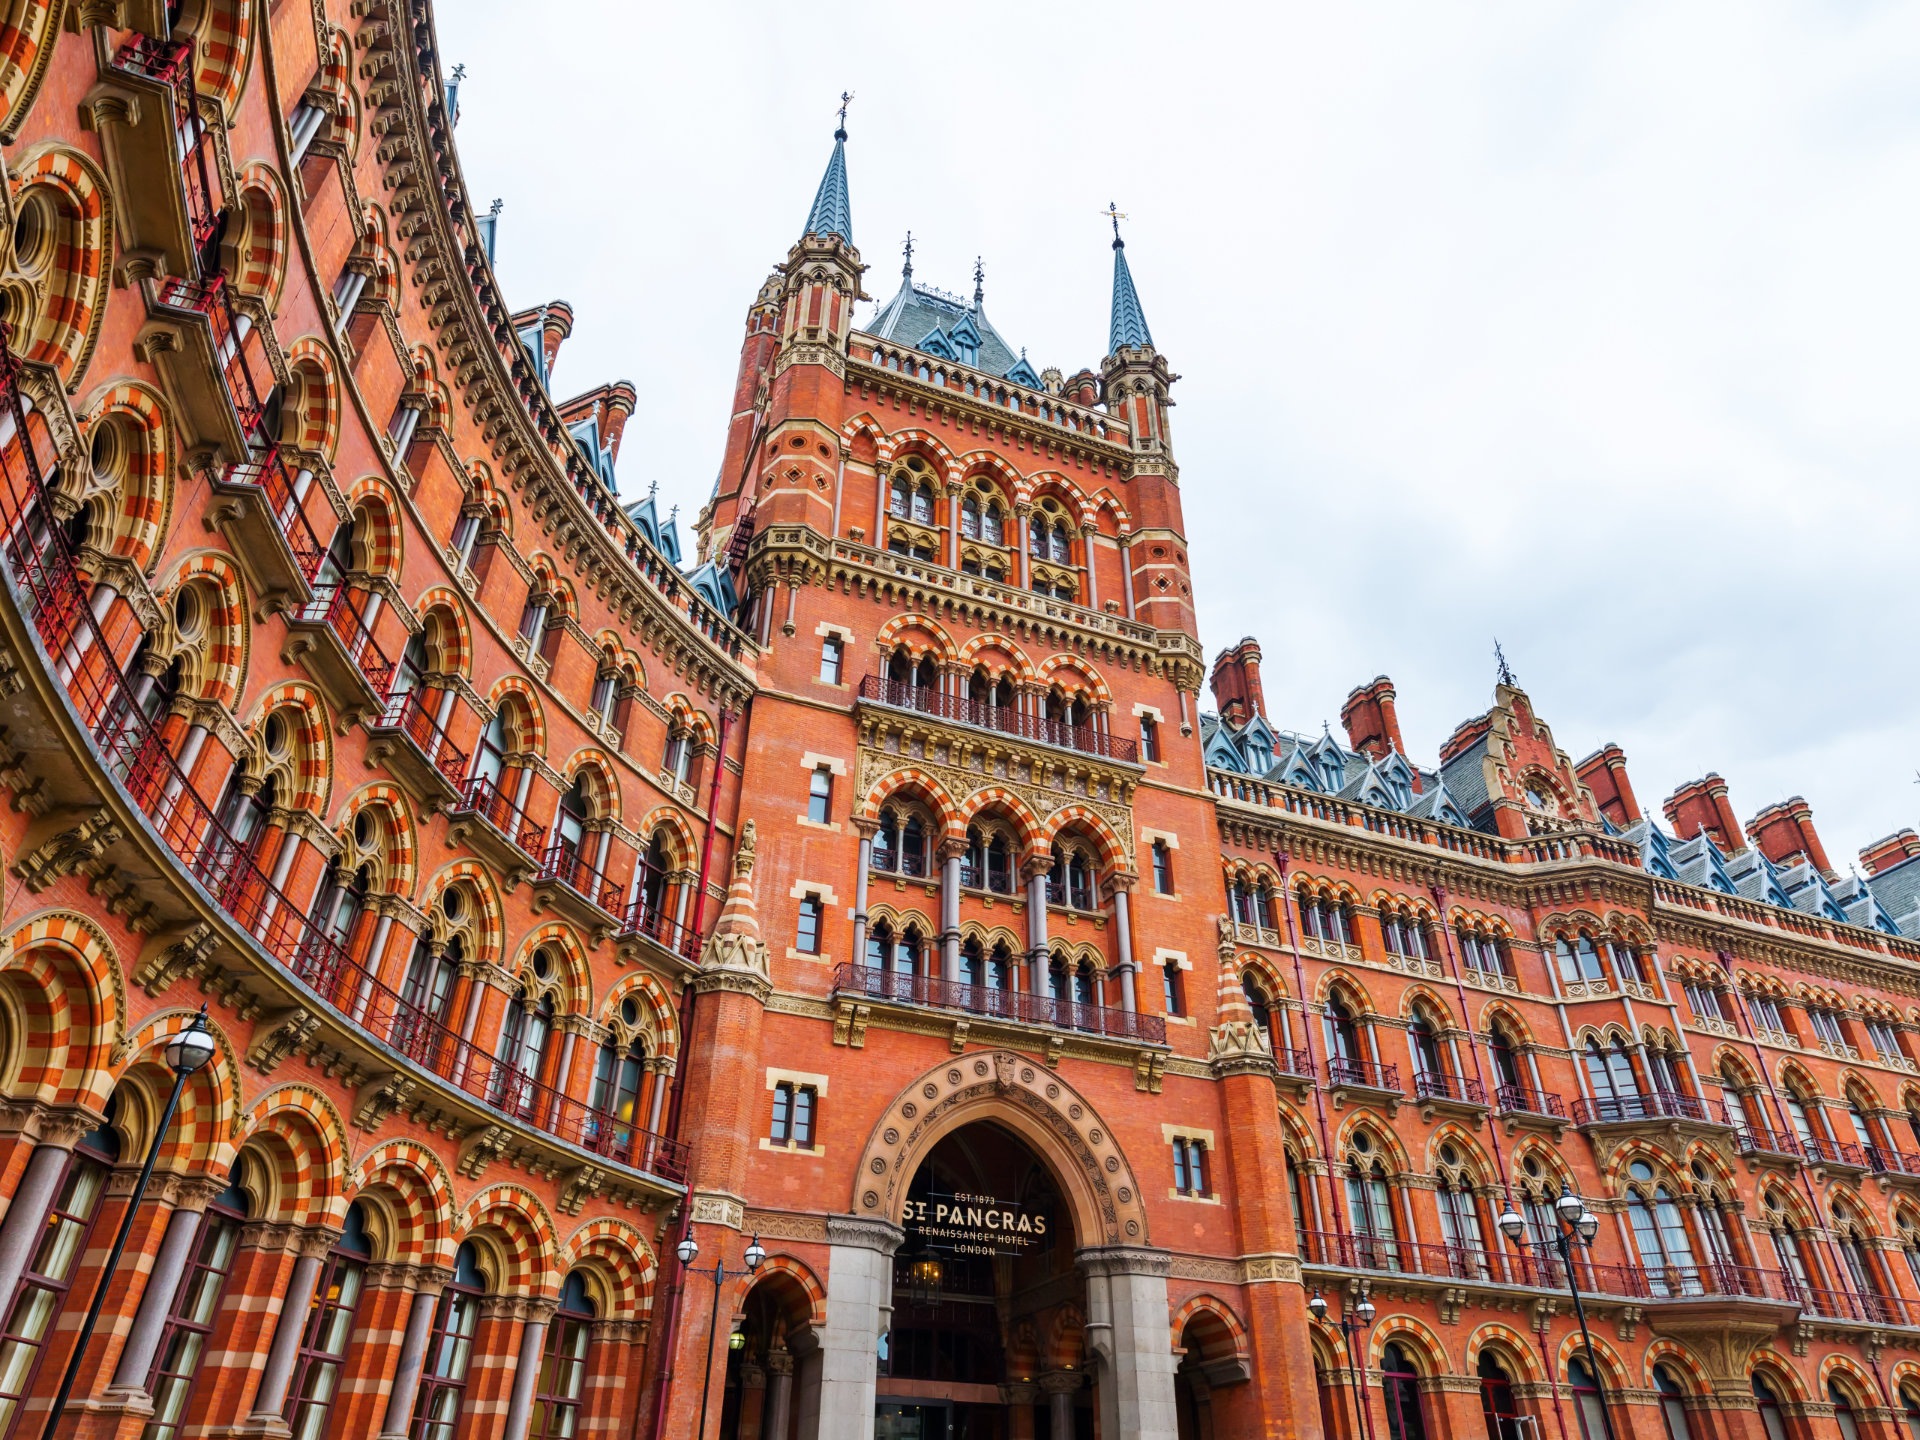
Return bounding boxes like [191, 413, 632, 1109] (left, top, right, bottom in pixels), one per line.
[1751, 1375, 1789, 1440]
[410, 1244, 486, 1440]
[1345, 1132, 1399, 1270]
[1479, 1352, 1521, 1440]
[145, 1181, 252, 1440]
[1582, 1037, 1642, 1117]
[1623, 1159, 1698, 1296]
[1324, 995, 1363, 1069]
[1434, 1148, 1488, 1278]
[1569, 1360, 1609, 1440]
[588, 1032, 648, 1156]
[1488, 1024, 1523, 1093]
[1830, 1383, 1862, 1440]
[529, 1272, 596, 1440]
[1409, 1006, 1447, 1083]
[1382, 1343, 1427, 1440]
[284, 1202, 372, 1440]
[1654, 1365, 1694, 1440]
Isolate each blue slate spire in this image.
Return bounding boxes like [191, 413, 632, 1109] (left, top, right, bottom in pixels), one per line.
[801, 107, 853, 244]
[1108, 233, 1154, 353]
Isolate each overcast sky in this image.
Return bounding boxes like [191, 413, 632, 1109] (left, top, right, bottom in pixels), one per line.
[435, 1, 1919, 867]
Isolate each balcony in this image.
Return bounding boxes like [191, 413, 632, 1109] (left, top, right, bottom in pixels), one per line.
[283, 584, 392, 724]
[617, 891, 702, 967]
[830, 962, 1167, 1046]
[857, 674, 1140, 764]
[87, 36, 223, 282]
[203, 444, 329, 614]
[445, 775, 544, 890]
[1413, 1070, 1488, 1117]
[530, 840, 622, 941]
[1570, 1089, 1723, 1135]
[364, 686, 467, 810]
[1727, 1114, 1804, 1164]
[1795, 1133, 1868, 1174]
[140, 275, 251, 464]
[1495, 1084, 1568, 1121]
[1274, 1046, 1315, 1080]
[1326, 1056, 1403, 1108]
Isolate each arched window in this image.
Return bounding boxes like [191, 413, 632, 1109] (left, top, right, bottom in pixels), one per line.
[1688, 1162, 1738, 1267]
[1479, 1352, 1521, 1440]
[1845, 1095, 1885, 1169]
[987, 942, 1013, 994]
[910, 482, 935, 524]
[1434, 1147, 1488, 1278]
[901, 812, 927, 877]
[1568, 1359, 1608, 1440]
[1582, 1037, 1642, 1116]
[1833, 1203, 1884, 1303]
[285, 1202, 372, 1440]
[1762, 1192, 1814, 1298]
[1488, 1024, 1523, 1094]
[962, 826, 986, 888]
[589, 666, 619, 727]
[147, 1179, 252, 1440]
[961, 936, 986, 989]
[530, 1272, 597, 1440]
[497, 984, 556, 1117]
[1381, 1343, 1427, 1440]
[986, 832, 1012, 894]
[589, 1032, 648, 1155]
[1324, 995, 1362, 1069]
[1243, 975, 1272, 1046]
[410, 1243, 486, 1440]
[1654, 1365, 1693, 1440]
[1622, 1159, 1698, 1296]
[553, 775, 591, 867]
[472, 707, 509, 789]
[396, 935, 461, 1058]
[0, 1107, 119, 1436]
[1751, 1374, 1788, 1440]
[1830, 1382, 1862, 1440]
[872, 807, 899, 872]
[1409, 1006, 1447, 1084]
[662, 726, 694, 786]
[1345, 1132, 1399, 1270]
[960, 494, 982, 539]
[1900, 1384, 1920, 1440]
[1782, 1082, 1824, 1159]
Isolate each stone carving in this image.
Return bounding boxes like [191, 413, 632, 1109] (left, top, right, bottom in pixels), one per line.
[557, 1164, 605, 1215]
[246, 1008, 320, 1074]
[458, 1124, 511, 1179]
[352, 1072, 417, 1131]
[14, 811, 122, 892]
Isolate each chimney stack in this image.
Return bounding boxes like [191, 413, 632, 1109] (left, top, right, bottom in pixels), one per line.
[1341, 676, 1407, 762]
[1861, 830, 1920, 877]
[1575, 744, 1642, 827]
[1209, 639, 1266, 727]
[1663, 774, 1744, 853]
[1746, 798, 1837, 881]
[601, 380, 636, 464]
[540, 300, 574, 377]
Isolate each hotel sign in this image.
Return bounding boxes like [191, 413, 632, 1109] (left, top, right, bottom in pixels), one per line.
[904, 1192, 1048, 1258]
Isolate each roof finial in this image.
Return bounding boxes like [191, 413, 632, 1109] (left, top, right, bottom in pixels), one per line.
[902, 231, 913, 280]
[1102, 200, 1128, 250]
[488, 197, 503, 217]
[836, 89, 853, 140]
[451, 62, 467, 82]
[669, 504, 679, 521]
[647, 477, 658, 501]
[1494, 638, 1516, 688]
[973, 256, 984, 309]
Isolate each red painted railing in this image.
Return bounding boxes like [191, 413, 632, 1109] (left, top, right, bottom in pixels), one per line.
[832, 962, 1167, 1045]
[620, 887, 703, 963]
[1495, 1084, 1566, 1118]
[372, 686, 468, 784]
[536, 841, 622, 916]
[108, 35, 223, 262]
[449, 774, 544, 855]
[1327, 1056, 1401, 1092]
[294, 584, 391, 693]
[858, 674, 1140, 763]
[0, 344, 690, 1186]
[1414, 1071, 1486, 1105]
[1570, 1089, 1714, 1126]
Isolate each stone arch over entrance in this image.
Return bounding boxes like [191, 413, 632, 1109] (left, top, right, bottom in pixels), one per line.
[848, 1049, 1152, 1247]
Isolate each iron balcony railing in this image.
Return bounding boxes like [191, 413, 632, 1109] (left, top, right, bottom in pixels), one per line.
[372, 686, 469, 785]
[0, 342, 690, 1185]
[1414, 1071, 1486, 1105]
[535, 841, 622, 916]
[858, 674, 1141, 763]
[1327, 1056, 1401, 1093]
[295, 584, 394, 694]
[1494, 1084, 1567, 1119]
[449, 774, 545, 856]
[1570, 1089, 1715, 1126]
[831, 962, 1166, 1045]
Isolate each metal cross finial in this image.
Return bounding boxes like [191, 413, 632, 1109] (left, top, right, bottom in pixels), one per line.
[1494, 639, 1516, 688]
[1102, 200, 1128, 242]
[838, 91, 854, 129]
[648, 477, 658, 501]
[973, 256, 984, 306]
[669, 504, 679, 521]
[902, 231, 913, 278]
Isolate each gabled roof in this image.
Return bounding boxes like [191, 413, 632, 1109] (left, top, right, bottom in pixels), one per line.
[1669, 833, 1738, 895]
[623, 495, 681, 566]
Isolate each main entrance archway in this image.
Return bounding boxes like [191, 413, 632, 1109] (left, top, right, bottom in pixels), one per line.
[801, 1051, 1177, 1440]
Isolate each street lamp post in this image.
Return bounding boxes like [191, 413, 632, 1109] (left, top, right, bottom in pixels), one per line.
[42, 1006, 217, 1440]
[676, 1228, 765, 1440]
[1308, 1285, 1377, 1440]
[1498, 1186, 1619, 1440]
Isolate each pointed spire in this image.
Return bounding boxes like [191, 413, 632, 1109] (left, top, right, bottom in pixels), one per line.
[973, 257, 984, 311]
[902, 231, 914, 281]
[801, 96, 854, 244]
[1105, 201, 1154, 352]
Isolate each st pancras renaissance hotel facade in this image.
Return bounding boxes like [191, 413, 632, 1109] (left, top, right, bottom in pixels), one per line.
[1, 0, 1920, 1438]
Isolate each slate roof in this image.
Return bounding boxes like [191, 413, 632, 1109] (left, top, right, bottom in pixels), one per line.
[1109, 238, 1154, 351]
[803, 128, 853, 243]
[867, 272, 1036, 383]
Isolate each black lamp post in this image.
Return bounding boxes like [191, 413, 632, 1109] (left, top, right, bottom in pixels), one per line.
[42, 1005, 217, 1440]
[676, 1227, 765, 1440]
[1308, 1285, 1376, 1440]
[1498, 1186, 1619, 1440]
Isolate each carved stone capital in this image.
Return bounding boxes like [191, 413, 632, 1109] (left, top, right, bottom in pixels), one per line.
[825, 1214, 904, 1256]
[1074, 1245, 1171, 1280]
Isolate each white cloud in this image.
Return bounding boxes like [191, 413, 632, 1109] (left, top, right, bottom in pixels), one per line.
[437, 0, 1920, 862]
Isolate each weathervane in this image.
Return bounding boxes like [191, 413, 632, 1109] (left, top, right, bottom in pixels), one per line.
[902, 231, 913, 279]
[837, 90, 854, 134]
[1102, 200, 1128, 244]
[488, 197, 502, 217]
[973, 256, 984, 307]
[451, 62, 466, 82]
[1494, 639, 1515, 688]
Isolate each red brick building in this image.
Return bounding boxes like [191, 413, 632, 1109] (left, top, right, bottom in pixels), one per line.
[0, 3, 1915, 1440]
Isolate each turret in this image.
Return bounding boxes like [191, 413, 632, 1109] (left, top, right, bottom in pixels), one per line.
[1096, 210, 1190, 637]
[774, 111, 868, 381]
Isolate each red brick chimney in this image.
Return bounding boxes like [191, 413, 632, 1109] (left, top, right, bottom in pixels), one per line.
[1576, 744, 1641, 827]
[1663, 774, 1743, 853]
[1746, 797, 1836, 881]
[1341, 676, 1407, 761]
[1861, 830, 1920, 876]
[1209, 639, 1266, 727]
[601, 380, 636, 464]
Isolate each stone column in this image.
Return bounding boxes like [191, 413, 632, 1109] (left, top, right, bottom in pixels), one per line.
[852, 830, 873, 966]
[815, 1216, 902, 1440]
[1079, 523, 1100, 610]
[1001, 1382, 1039, 1440]
[763, 1349, 794, 1440]
[1119, 536, 1137, 617]
[1042, 1370, 1081, 1440]
[1015, 503, 1033, 589]
[736, 1362, 767, 1440]
[501, 1297, 557, 1440]
[247, 1232, 333, 1421]
[1110, 881, 1138, 1012]
[108, 1175, 225, 1393]
[377, 1282, 445, 1440]
[1077, 1246, 1178, 1440]
[1024, 860, 1052, 993]
[939, 842, 963, 982]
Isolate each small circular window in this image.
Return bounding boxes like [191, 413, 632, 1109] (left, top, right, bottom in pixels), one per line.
[11, 189, 55, 275]
[262, 711, 290, 759]
[172, 584, 205, 640]
[352, 810, 376, 848]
